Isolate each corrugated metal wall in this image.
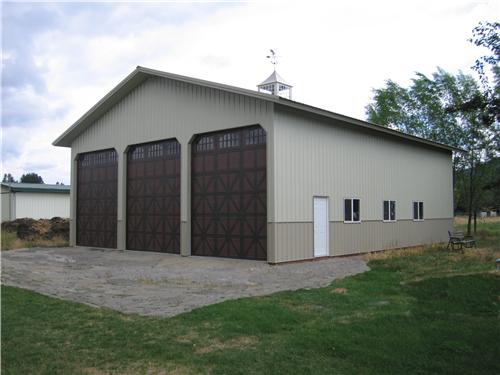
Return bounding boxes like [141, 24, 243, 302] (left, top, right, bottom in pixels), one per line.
[272, 106, 454, 262]
[71, 77, 273, 153]
[71, 77, 274, 223]
[15, 193, 70, 219]
[68, 76, 454, 262]
[330, 219, 452, 256]
[69, 77, 274, 254]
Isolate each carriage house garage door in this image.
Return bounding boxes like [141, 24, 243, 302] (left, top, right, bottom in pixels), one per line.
[126, 139, 181, 253]
[191, 126, 267, 260]
[77, 149, 118, 248]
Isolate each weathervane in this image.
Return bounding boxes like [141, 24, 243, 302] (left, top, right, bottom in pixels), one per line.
[266, 49, 280, 71]
[258, 49, 292, 99]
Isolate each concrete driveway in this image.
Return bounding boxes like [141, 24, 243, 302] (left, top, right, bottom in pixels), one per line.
[2, 247, 368, 317]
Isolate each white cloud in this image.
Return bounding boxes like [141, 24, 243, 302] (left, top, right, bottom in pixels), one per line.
[2, 0, 498, 184]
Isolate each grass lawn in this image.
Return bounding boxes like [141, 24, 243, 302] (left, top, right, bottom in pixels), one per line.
[2, 218, 499, 375]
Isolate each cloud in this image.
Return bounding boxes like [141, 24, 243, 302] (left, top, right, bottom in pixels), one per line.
[2, 3, 61, 92]
[1, 0, 499, 184]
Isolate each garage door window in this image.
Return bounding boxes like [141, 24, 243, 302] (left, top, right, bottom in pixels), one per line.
[219, 132, 240, 148]
[246, 128, 266, 145]
[196, 136, 214, 152]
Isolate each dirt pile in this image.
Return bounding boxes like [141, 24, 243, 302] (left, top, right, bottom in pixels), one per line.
[1, 217, 69, 241]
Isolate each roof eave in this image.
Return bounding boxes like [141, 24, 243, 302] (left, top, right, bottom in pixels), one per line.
[53, 66, 280, 147]
[274, 99, 463, 153]
[53, 67, 150, 147]
[10, 188, 70, 193]
[1, 183, 70, 193]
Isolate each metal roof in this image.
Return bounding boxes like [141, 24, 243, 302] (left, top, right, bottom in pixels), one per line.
[53, 66, 461, 153]
[258, 70, 291, 86]
[1, 182, 70, 194]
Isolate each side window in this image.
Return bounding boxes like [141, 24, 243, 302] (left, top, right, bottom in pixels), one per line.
[383, 200, 396, 221]
[413, 201, 424, 220]
[344, 199, 352, 222]
[344, 198, 361, 223]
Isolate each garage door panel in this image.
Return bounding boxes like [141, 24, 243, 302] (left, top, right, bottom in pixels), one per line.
[127, 180, 143, 198]
[77, 149, 118, 249]
[242, 150, 257, 169]
[219, 195, 239, 215]
[126, 139, 180, 253]
[204, 154, 215, 171]
[192, 126, 266, 260]
[219, 217, 240, 235]
[242, 193, 262, 214]
[130, 163, 145, 178]
[127, 215, 142, 232]
[220, 173, 240, 192]
[127, 234, 144, 251]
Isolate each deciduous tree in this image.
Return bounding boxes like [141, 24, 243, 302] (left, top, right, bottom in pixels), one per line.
[366, 69, 496, 234]
[20, 173, 44, 184]
[2, 173, 16, 183]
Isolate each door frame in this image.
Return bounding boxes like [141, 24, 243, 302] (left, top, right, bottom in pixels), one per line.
[313, 196, 330, 258]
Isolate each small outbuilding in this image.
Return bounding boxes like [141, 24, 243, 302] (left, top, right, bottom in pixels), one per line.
[53, 66, 457, 263]
[1, 183, 70, 222]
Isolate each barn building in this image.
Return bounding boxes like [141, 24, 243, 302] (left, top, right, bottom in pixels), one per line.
[53, 66, 456, 263]
[1, 183, 70, 222]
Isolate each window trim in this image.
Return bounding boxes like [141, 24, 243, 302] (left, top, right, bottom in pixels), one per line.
[382, 200, 397, 223]
[343, 197, 361, 224]
[412, 201, 424, 221]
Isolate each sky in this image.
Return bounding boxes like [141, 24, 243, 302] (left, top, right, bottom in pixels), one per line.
[1, 0, 498, 184]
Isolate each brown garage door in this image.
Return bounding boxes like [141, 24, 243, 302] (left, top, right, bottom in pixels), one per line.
[126, 139, 181, 253]
[191, 126, 267, 260]
[77, 149, 118, 248]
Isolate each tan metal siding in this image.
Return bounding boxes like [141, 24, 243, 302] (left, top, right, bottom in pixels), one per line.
[272, 107, 453, 262]
[330, 219, 452, 256]
[72, 77, 273, 155]
[273, 108, 453, 222]
[70, 77, 275, 256]
[71, 77, 274, 222]
[270, 218, 452, 262]
[67, 76, 455, 263]
[270, 222, 313, 263]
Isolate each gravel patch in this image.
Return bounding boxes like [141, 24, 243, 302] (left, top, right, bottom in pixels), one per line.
[2, 247, 368, 317]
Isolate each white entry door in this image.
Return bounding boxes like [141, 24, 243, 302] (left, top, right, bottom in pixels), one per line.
[313, 197, 329, 257]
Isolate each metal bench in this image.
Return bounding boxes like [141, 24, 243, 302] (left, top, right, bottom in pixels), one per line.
[447, 231, 476, 252]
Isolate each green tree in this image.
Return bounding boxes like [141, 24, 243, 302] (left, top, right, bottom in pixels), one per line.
[366, 69, 496, 235]
[470, 21, 499, 96]
[20, 173, 44, 184]
[2, 173, 17, 183]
